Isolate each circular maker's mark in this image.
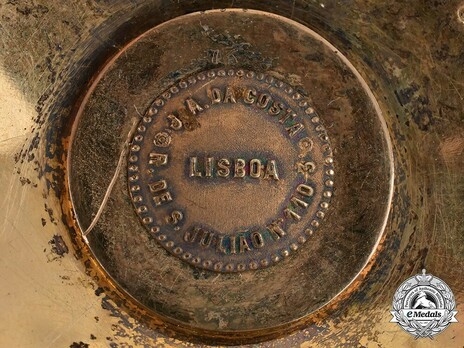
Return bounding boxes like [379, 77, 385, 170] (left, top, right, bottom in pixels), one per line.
[128, 69, 334, 272]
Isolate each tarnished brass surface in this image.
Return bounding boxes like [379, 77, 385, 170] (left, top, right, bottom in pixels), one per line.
[0, 1, 463, 347]
[68, 10, 392, 336]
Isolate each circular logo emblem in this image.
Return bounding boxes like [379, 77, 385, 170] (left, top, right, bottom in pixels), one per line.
[391, 269, 458, 338]
[128, 68, 334, 272]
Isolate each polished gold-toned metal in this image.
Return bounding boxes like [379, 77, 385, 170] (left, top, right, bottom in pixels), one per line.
[2, 1, 463, 347]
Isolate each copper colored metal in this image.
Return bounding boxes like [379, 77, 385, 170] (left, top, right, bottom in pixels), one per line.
[126, 67, 336, 272]
[67, 9, 393, 338]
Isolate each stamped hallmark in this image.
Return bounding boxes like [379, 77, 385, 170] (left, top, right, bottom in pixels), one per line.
[127, 68, 334, 272]
[189, 156, 280, 180]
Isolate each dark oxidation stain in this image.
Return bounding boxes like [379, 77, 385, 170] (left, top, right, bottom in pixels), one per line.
[394, 84, 419, 106]
[201, 24, 277, 70]
[44, 203, 57, 225]
[49, 234, 69, 256]
[395, 84, 434, 131]
[19, 176, 32, 186]
[8, 0, 50, 18]
[69, 342, 89, 348]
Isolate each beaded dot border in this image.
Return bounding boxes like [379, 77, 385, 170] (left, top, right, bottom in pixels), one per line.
[128, 68, 335, 272]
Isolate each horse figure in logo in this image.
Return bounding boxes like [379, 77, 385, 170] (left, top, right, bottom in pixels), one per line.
[413, 291, 437, 309]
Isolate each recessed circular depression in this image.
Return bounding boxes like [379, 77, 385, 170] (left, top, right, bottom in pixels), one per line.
[67, 9, 393, 334]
